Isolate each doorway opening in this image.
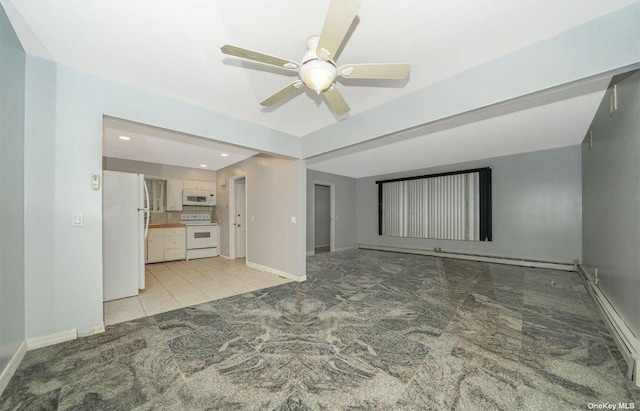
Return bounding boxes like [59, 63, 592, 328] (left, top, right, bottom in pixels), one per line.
[312, 182, 335, 254]
[229, 175, 248, 260]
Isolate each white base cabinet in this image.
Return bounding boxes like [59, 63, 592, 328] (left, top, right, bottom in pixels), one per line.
[146, 227, 186, 263]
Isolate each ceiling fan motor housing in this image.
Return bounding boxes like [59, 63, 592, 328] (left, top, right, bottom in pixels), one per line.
[299, 36, 337, 93]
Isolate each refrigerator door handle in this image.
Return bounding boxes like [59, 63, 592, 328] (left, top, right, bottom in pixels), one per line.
[142, 181, 150, 239]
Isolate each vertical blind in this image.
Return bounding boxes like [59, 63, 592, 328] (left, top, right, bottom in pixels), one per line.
[145, 178, 165, 213]
[377, 168, 491, 241]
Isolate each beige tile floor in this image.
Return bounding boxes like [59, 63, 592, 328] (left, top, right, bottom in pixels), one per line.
[103, 257, 292, 326]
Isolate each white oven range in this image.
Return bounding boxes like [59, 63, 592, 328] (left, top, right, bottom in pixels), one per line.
[180, 213, 219, 260]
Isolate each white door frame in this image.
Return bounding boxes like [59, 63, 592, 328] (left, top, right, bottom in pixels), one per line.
[228, 175, 248, 261]
[311, 181, 335, 253]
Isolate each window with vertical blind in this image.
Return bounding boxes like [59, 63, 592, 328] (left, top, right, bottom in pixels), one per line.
[145, 178, 165, 213]
[377, 168, 492, 241]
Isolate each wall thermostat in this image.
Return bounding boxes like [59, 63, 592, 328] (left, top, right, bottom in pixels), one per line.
[91, 173, 101, 190]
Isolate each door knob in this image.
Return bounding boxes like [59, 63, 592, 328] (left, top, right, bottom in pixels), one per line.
[237, 224, 241, 228]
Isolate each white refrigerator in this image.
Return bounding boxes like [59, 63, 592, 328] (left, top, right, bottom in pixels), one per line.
[102, 170, 149, 302]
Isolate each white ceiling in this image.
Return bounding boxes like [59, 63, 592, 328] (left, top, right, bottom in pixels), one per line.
[103, 118, 259, 171]
[3, 0, 632, 175]
[4, 0, 634, 137]
[308, 76, 610, 178]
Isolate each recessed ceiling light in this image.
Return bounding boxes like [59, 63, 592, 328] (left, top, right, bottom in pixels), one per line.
[118, 136, 131, 141]
[220, 153, 229, 157]
[200, 164, 207, 168]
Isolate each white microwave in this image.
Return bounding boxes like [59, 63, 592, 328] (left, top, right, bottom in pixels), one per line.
[183, 190, 215, 206]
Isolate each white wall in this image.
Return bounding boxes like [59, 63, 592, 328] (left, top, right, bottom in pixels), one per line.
[216, 154, 306, 278]
[306, 169, 357, 253]
[0, 1, 26, 381]
[582, 71, 640, 338]
[103, 157, 216, 182]
[356, 146, 582, 263]
[22, 57, 301, 341]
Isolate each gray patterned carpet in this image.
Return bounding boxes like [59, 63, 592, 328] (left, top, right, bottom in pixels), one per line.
[2, 249, 639, 410]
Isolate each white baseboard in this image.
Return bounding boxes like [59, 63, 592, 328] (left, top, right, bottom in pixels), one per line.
[26, 328, 78, 351]
[78, 325, 105, 337]
[246, 261, 306, 282]
[577, 265, 640, 387]
[76, 324, 104, 338]
[0, 341, 27, 397]
[219, 254, 231, 260]
[307, 246, 355, 256]
[357, 244, 575, 271]
[333, 246, 356, 252]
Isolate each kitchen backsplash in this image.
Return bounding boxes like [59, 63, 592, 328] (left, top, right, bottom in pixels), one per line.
[150, 205, 219, 225]
[149, 213, 168, 225]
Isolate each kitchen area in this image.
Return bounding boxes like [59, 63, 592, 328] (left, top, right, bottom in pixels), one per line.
[145, 177, 220, 264]
[100, 118, 291, 326]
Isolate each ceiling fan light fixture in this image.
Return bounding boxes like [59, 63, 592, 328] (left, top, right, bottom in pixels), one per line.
[299, 59, 336, 93]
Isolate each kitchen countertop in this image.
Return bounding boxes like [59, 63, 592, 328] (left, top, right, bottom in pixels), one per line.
[148, 223, 186, 229]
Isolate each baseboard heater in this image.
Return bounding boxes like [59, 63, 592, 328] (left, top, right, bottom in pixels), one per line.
[577, 265, 640, 387]
[357, 244, 575, 271]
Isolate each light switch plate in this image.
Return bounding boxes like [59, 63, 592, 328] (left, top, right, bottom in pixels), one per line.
[72, 213, 84, 227]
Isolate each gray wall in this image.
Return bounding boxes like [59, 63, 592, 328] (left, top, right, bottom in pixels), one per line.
[217, 154, 306, 278]
[582, 71, 640, 338]
[0, 2, 26, 381]
[314, 185, 330, 247]
[103, 157, 216, 182]
[356, 145, 582, 263]
[306, 169, 357, 253]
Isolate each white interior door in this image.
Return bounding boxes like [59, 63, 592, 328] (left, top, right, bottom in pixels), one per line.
[235, 180, 246, 258]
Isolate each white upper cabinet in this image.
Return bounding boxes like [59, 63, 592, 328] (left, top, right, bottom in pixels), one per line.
[166, 179, 184, 211]
[183, 180, 215, 192]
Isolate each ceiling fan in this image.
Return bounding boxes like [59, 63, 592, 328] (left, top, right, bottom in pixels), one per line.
[220, 0, 410, 115]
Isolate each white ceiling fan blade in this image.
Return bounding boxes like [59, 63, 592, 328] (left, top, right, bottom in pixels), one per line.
[260, 81, 303, 106]
[316, 0, 361, 61]
[339, 63, 411, 79]
[323, 85, 350, 115]
[221, 45, 299, 70]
